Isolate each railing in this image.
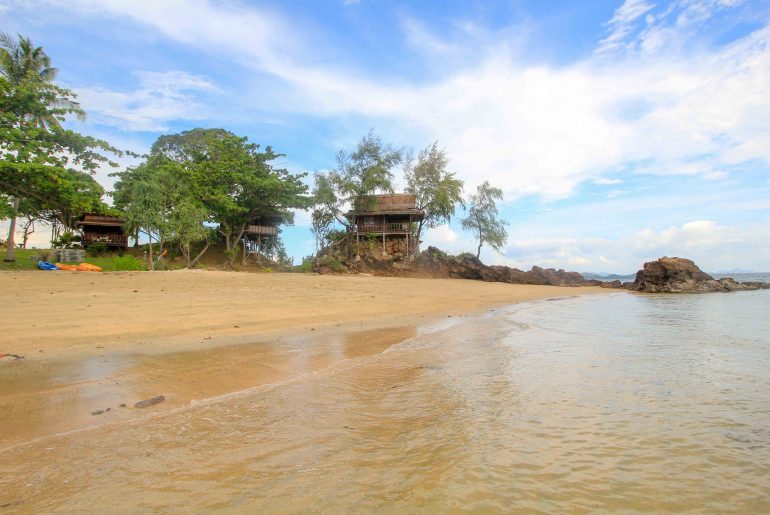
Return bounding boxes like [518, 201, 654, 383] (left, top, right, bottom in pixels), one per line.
[246, 225, 278, 235]
[353, 223, 412, 233]
[83, 233, 128, 246]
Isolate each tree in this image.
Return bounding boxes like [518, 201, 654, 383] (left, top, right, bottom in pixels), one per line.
[404, 141, 465, 244]
[0, 33, 119, 262]
[154, 129, 309, 266]
[114, 129, 310, 267]
[461, 181, 508, 259]
[312, 130, 403, 257]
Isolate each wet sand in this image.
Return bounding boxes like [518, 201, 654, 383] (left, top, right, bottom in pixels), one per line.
[0, 270, 608, 450]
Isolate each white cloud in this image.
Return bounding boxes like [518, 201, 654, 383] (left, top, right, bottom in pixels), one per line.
[594, 178, 624, 185]
[19, 0, 770, 201]
[75, 71, 219, 131]
[502, 220, 770, 273]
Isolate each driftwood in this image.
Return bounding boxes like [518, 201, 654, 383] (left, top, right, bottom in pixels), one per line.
[0, 353, 24, 360]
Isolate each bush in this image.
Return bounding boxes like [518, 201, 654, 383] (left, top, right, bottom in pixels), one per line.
[318, 255, 345, 272]
[111, 255, 145, 271]
[86, 242, 109, 257]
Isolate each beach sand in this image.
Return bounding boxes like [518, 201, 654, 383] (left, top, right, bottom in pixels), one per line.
[0, 270, 610, 449]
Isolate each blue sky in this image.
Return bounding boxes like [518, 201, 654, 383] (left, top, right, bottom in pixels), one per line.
[3, 0, 770, 273]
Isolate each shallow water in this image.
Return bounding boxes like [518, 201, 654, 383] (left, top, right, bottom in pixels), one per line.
[1, 290, 769, 512]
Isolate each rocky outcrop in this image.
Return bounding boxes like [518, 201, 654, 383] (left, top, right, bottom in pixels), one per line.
[628, 257, 770, 293]
[375, 247, 589, 286]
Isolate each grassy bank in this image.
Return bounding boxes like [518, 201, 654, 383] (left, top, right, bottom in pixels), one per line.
[0, 248, 147, 272]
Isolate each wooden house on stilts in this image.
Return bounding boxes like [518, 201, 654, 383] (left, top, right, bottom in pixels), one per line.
[345, 194, 424, 259]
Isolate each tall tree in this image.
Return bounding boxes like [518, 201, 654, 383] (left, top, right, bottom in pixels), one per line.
[312, 130, 403, 257]
[114, 129, 310, 267]
[404, 141, 465, 244]
[0, 33, 118, 261]
[461, 181, 508, 259]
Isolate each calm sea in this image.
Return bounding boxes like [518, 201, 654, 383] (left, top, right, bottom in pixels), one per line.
[2, 284, 769, 512]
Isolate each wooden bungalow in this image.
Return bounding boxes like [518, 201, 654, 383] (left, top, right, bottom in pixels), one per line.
[242, 216, 280, 259]
[345, 193, 424, 258]
[75, 214, 129, 249]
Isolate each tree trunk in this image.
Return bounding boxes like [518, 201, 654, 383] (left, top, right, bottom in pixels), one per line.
[190, 240, 210, 268]
[22, 219, 35, 249]
[3, 197, 19, 262]
[148, 231, 154, 271]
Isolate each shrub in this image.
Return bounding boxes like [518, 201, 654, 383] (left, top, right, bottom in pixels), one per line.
[86, 242, 109, 257]
[111, 255, 145, 271]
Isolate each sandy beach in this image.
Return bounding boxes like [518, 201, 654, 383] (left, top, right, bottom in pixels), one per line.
[1, 270, 607, 360]
[0, 270, 609, 450]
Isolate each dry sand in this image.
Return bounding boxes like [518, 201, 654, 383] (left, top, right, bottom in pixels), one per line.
[1, 269, 609, 360]
[0, 270, 613, 448]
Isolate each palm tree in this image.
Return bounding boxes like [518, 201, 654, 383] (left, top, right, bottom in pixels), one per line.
[0, 33, 76, 262]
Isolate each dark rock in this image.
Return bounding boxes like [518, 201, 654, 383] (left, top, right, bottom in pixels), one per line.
[134, 395, 165, 408]
[600, 280, 623, 289]
[382, 247, 589, 287]
[91, 409, 104, 416]
[629, 257, 770, 293]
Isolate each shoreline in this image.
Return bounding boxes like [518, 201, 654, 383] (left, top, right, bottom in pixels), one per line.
[1, 269, 612, 361]
[0, 270, 614, 449]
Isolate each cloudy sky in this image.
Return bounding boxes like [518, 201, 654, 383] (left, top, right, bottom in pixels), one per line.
[3, 0, 770, 273]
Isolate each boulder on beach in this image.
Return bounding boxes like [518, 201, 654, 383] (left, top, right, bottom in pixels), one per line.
[629, 257, 770, 293]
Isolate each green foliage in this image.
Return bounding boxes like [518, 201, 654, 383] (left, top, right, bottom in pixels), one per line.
[292, 256, 315, 273]
[110, 255, 145, 271]
[115, 128, 310, 266]
[461, 181, 508, 259]
[86, 241, 108, 257]
[51, 230, 81, 249]
[0, 33, 120, 262]
[317, 255, 345, 272]
[404, 141, 465, 240]
[312, 131, 403, 238]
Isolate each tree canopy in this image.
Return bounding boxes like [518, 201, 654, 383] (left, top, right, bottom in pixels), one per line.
[113, 128, 310, 267]
[404, 141, 465, 242]
[0, 33, 118, 260]
[461, 181, 508, 259]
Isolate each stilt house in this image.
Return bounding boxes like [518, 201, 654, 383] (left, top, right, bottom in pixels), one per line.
[346, 194, 424, 258]
[76, 214, 129, 249]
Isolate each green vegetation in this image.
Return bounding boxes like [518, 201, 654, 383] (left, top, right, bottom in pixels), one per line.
[0, 248, 146, 271]
[311, 131, 404, 257]
[113, 128, 310, 268]
[0, 33, 120, 263]
[404, 141, 465, 241]
[461, 181, 509, 258]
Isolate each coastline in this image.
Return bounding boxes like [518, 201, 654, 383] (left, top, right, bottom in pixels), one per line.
[0, 270, 613, 449]
[0, 269, 612, 361]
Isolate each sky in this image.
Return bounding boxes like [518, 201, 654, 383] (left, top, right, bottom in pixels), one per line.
[2, 0, 770, 273]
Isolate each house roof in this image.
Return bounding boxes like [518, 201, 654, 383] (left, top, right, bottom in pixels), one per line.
[75, 214, 125, 227]
[345, 194, 424, 218]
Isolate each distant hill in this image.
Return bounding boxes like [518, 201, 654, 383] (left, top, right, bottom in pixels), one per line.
[581, 272, 636, 281]
[713, 268, 756, 274]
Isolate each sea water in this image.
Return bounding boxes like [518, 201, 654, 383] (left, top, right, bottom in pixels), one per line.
[1, 287, 769, 512]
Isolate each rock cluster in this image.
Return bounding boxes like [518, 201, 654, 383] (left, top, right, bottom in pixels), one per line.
[627, 257, 770, 293]
[378, 247, 587, 286]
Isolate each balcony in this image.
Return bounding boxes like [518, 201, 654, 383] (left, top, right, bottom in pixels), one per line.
[353, 223, 412, 234]
[82, 233, 128, 247]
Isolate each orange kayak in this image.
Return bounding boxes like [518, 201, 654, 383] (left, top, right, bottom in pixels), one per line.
[55, 263, 79, 271]
[54, 263, 103, 272]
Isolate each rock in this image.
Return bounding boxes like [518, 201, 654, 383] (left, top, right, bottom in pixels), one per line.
[390, 247, 589, 287]
[91, 409, 104, 416]
[600, 280, 623, 289]
[629, 257, 770, 293]
[134, 395, 165, 408]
